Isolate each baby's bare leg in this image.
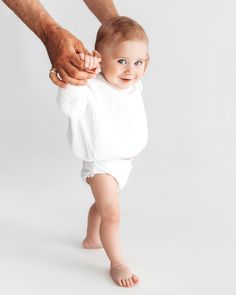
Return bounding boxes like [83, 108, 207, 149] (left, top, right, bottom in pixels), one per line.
[83, 203, 103, 248]
[87, 174, 139, 288]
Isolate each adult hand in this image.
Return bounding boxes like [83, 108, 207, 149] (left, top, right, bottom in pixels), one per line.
[47, 26, 98, 87]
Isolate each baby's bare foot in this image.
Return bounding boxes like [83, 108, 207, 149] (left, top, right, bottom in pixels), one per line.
[82, 238, 103, 249]
[110, 264, 140, 287]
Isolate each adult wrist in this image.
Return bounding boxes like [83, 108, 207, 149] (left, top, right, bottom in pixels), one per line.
[40, 21, 62, 46]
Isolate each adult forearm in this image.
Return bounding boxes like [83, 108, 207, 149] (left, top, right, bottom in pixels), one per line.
[2, 0, 60, 44]
[83, 0, 118, 23]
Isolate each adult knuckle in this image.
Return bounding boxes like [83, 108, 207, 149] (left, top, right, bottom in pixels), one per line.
[62, 76, 69, 83]
[70, 69, 78, 78]
[60, 48, 69, 57]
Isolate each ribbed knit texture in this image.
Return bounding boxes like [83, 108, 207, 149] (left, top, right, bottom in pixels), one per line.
[57, 74, 148, 161]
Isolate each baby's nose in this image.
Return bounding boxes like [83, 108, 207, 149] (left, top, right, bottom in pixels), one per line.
[124, 65, 134, 74]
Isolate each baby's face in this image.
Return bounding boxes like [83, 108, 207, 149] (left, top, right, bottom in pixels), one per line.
[99, 40, 148, 89]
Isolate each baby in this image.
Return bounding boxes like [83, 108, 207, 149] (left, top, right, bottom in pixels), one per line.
[57, 16, 149, 288]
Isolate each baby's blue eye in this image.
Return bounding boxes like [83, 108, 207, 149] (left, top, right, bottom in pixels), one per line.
[135, 60, 143, 66]
[118, 59, 126, 64]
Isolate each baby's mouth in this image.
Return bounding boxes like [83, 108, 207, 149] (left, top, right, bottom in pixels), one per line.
[120, 77, 133, 83]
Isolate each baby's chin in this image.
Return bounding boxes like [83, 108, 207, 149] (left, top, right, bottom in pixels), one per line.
[117, 83, 133, 89]
[106, 77, 139, 89]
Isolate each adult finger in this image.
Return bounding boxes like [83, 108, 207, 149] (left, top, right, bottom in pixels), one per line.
[59, 68, 89, 86]
[49, 70, 67, 88]
[69, 52, 86, 69]
[65, 63, 96, 80]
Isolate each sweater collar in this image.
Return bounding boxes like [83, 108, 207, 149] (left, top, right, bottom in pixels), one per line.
[97, 73, 137, 94]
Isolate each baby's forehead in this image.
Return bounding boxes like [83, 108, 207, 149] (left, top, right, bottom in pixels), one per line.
[114, 38, 147, 47]
[107, 40, 148, 56]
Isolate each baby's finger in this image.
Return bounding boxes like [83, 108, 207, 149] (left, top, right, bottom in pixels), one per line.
[91, 57, 97, 68]
[95, 65, 101, 74]
[92, 56, 99, 69]
[94, 57, 101, 68]
[84, 55, 90, 68]
[97, 57, 101, 64]
[88, 56, 95, 69]
[92, 50, 101, 59]
[79, 52, 85, 61]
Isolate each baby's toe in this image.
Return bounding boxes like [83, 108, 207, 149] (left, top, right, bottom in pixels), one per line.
[121, 279, 126, 287]
[128, 277, 134, 287]
[124, 278, 130, 287]
[132, 274, 140, 284]
[118, 279, 123, 287]
[110, 264, 139, 287]
[126, 278, 132, 287]
[125, 278, 130, 287]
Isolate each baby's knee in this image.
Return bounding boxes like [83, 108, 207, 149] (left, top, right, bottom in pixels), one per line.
[99, 204, 120, 223]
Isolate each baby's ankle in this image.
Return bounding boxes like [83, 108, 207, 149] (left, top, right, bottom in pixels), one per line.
[110, 260, 126, 269]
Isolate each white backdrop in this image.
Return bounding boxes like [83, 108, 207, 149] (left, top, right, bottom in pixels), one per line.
[0, 1, 235, 294]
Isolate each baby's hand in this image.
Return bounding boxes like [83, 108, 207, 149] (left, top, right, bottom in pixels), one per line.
[79, 50, 101, 74]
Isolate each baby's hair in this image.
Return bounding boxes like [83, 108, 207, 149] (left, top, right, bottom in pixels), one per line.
[95, 16, 148, 52]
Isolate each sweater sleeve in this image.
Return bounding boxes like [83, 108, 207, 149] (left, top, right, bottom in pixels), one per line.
[57, 84, 88, 117]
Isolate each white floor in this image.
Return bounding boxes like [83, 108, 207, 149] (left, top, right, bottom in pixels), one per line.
[0, 151, 235, 295]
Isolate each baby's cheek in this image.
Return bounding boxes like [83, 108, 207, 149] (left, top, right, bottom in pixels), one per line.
[136, 71, 144, 80]
[102, 68, 115, 81]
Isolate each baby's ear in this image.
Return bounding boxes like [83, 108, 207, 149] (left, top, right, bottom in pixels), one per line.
[144, 52, 150, 72]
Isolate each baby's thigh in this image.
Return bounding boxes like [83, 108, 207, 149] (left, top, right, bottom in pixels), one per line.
[87, 174, 119, 214]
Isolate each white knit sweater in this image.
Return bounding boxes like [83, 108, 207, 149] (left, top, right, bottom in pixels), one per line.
[57, 74, 148, 161]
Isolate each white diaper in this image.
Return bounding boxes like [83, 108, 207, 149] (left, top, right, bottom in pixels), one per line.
[81, 158, 133, 190]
